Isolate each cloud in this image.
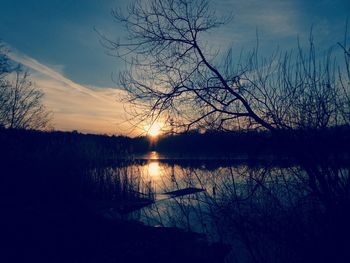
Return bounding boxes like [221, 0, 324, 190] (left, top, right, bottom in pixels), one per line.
[8, 50, 107, 100]
[7, 47, 135, 135]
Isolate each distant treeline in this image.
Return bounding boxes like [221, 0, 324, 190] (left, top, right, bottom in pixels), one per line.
[0, 128, 148, 163]
[0, 128, 149, 209]
[1, 126, 350, 163]
[153, 127, 350, 157]
[1, 126, 349, 209]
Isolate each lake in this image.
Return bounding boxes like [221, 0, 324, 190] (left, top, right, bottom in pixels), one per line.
[82, 151, 350, 262]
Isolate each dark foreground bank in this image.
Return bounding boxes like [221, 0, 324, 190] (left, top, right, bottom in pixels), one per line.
[1, 127, 350, 263]
[0, 128, 229, 263]
[2, 206, 229, 263]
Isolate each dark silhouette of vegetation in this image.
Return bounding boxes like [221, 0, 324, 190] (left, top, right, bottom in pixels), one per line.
[0, 127, 147, 162]
[1, 126, 350, 263]
[101, 0, 275, 131]
[0, 44, 52, 129]
[97, 0, 350, 262]
[1, 0, 350, 262]
[0, 128, 230, 263]
[103, 0, 350, 134]
[0, 128, 144, 210]
[153, 127, 350, 158]
[132, 160, 350, 263]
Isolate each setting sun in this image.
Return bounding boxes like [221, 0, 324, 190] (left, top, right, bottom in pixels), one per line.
[147, 122, 162, 137]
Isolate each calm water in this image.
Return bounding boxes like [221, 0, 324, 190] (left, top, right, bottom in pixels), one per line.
[88, 151, 306, 236]
[85, 151, 349, 262]
[128, 152, 300, 235]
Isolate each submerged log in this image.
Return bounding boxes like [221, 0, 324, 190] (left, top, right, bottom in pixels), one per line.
[163, 187, 205, 197]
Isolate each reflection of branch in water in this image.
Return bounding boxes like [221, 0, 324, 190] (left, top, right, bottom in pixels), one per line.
[119, 159, 350, 263]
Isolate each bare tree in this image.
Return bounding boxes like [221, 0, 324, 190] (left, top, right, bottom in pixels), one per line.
[104, 0, 349, 133]
[0, 44, 12, 118]
[337, 25, 350, 125]
[240, 36, 342, 130]
[0, 43, 11, 79]
[0, 46, 52, 130]
[103, 0, 276, 132]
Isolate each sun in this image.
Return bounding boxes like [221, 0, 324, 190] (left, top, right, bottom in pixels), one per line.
[147, 122, 162, 137]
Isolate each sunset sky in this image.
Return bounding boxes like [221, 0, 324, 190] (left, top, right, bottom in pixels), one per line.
[0, 0, 349, 135]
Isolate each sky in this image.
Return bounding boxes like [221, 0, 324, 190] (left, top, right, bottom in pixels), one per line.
[0, 0, 349, 135]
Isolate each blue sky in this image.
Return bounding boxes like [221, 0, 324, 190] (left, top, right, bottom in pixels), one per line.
[0, 0, 349, 134]
[0, 0, 123, 87]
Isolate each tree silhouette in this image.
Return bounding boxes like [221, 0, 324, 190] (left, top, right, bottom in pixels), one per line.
[104, 0, 350, 133]
[0, 46, 51, 130]
[102, 0, 275, 132]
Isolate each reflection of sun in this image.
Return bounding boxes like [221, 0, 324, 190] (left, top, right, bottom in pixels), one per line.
[148, 161, 160, 178]
[147, 122, 162, 137]
[149, 151, 159, 160]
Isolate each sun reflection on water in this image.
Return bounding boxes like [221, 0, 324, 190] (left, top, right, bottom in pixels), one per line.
[148, 161, 161, 178]
[148, 151, 159, 160]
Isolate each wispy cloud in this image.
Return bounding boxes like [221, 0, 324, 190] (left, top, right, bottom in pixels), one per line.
[7, 47, 134, 135]
[8, 51, 109, 100]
